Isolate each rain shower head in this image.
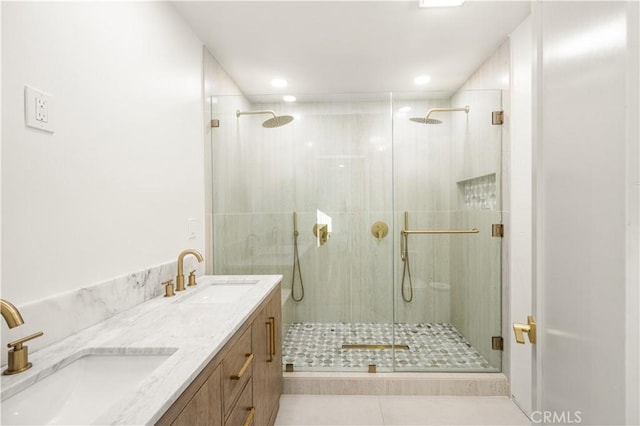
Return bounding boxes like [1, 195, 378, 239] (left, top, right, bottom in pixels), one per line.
[410, 105, 469, 125]
[263, 115, 294, 128]
[236, 110, 294, 128]
[409, 117, 443, 124]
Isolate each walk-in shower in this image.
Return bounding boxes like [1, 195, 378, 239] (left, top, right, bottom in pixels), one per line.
[212, 92, 503, 373]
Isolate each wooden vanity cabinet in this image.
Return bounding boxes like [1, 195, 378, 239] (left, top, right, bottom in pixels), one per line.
[156, 284, 282, 426]
[170, 365, 223, 426]
[252, 286, 282, 426]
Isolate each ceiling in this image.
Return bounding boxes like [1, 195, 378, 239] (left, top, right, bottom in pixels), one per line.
[173, 1, 531, 102]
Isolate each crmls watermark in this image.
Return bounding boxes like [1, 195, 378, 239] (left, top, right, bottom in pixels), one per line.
[531, 410, 582, 424]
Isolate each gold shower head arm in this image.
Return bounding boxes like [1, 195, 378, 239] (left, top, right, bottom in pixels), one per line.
[236, 110, 278, 119]
[424, 105, 470, 121]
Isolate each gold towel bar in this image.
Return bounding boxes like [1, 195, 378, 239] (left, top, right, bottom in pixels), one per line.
[401, 228, 479, 235]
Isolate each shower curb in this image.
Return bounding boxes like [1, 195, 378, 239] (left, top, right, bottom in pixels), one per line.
[282, 372, 509, 396]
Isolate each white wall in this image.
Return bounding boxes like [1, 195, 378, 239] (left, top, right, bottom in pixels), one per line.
[508, 15, 533, 416]
[1, 2, 204, 305]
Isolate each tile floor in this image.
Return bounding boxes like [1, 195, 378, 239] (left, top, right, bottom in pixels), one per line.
[283, 322, 493, 371]
[275, 394, 530, 425]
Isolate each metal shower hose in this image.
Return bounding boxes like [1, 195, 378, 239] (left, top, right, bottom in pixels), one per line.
[291, 214, 305, 302]
[400, 232, 413, 302]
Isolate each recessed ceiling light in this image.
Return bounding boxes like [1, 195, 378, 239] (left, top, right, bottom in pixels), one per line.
[399, 106, 412, 113]
[419, 0, 464, 8]
[283, 95, 297, 102]
[414, 75, 432, 86]
[271, 78, 288, 88]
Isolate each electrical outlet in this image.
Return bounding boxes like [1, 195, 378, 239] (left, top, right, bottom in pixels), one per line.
[25, 86, 54, 133]
[36, 98, 48, 122]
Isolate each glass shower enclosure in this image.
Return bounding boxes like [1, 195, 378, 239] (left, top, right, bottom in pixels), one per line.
[209, 90, 503, 373]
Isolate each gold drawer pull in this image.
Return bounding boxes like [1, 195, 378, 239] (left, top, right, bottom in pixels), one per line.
[243, 407, 255, 426]
[266, 321, 273, 362]
[268, 317, 276, 357]
[230, 353, 254, 380]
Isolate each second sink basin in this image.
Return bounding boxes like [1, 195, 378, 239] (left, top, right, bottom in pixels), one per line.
[176, 276, 259, 304]
[177, 284, 254, 304]
[1, 350, 174, 425]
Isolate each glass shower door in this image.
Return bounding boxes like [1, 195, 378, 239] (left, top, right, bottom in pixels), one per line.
[210, 89, 503, 373]
[392, 90, 503, 372]
[283, 95, 397, 372]
[210, 94, 397, 372]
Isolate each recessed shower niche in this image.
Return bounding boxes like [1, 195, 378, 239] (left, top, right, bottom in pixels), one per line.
[459, 173, 498, 211]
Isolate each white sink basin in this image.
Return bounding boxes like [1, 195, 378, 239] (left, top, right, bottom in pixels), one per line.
[2, 351, 173, 425]
[210, 278, 260, 286]
[176, 277, 259, 304]
[177, 284, 254, 304]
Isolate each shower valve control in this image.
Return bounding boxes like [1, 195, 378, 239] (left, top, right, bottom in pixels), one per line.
[371, 221, 389, 241]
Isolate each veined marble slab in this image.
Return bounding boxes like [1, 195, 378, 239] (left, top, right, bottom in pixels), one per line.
[1, 258, 204, 366]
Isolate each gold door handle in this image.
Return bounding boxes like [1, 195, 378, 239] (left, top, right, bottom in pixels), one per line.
[230, 353, 254, 380]
[243, 407, 256, 426]
[513, 316, 536, 344]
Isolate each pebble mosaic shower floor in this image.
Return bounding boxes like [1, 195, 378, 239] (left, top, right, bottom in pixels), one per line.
[282, 322, 493, 371]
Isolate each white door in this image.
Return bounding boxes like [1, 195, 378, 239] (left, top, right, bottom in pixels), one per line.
[531, 2, 638, 425]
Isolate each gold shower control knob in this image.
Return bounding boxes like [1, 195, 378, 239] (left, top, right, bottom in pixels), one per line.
[371, 221, 389, 241]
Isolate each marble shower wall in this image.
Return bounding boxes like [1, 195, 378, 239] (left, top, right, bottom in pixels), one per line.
[203, 49, 253, 275]
[213, 99, 396, 324]
[448, 89, 504, 369]
[392, 99, 453, 324]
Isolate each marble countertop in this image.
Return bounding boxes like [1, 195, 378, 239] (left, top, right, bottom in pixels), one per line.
[0, 274, 282, 425]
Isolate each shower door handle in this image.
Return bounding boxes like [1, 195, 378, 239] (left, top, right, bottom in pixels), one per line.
[513, 316, 536, 344]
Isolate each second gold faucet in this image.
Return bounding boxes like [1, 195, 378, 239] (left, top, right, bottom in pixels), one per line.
[176, 249, 203, 291]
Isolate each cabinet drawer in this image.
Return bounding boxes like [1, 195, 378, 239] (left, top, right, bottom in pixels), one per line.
[222, 328, 253, 415]
[225, 378, 254, 426]
[170, 365, 222, 426]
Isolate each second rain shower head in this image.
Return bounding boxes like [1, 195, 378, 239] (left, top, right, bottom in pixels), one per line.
[236, 110, 294, 128]
[409, 117, 443, 124]
[410, 105, 470, 125]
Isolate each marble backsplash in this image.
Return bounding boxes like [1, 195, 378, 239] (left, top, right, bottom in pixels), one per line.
[1, 257, 204, 366]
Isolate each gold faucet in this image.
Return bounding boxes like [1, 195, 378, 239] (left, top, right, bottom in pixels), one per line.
[1, 299, 25, 329]
[1, 299, 43, 375]
[176, 249, 203, 291]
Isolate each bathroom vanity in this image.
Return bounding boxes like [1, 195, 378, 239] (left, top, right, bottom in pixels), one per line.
[157, 283, 282, 426]
[0, 275, 282, 426]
